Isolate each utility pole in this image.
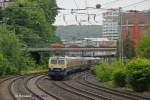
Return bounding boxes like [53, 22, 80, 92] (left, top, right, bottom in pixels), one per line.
[118, 7, 123, 63]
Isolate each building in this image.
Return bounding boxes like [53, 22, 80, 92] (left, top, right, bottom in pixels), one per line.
[63, 38, 116, 48]
[63, 40, 83, 47]
[102, 9, 120, 41]
[82, 38, 116, 47]
[103, 9, 150, 44]
[121, 10, 150, 45]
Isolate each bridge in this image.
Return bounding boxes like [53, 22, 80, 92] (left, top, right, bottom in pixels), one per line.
[26, 47, 116, 52]
[26, 47, 116, 58]
[24, 47, 117, 64]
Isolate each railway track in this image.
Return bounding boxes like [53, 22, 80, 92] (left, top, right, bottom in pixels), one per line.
[27, 74, 63, 100]
[60, 81, 112, 100]
[63, 80, 127, 100]
[35, 76, 63, 100]
[76, 72, 150, 100]
[0, 71, 149, 100]
[38, 76, 89, 100]
[7, 74, 44, 100]
[0, 75, 22, 100]
[0, 72, 63, 100]
[53, 81, 98, 100]
[24, 74, 44, 100]
[9, 76, 24, 100]
[11, 73, 61, 100]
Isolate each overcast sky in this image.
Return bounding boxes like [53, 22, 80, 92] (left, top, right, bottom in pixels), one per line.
[54, 0, 150, 25]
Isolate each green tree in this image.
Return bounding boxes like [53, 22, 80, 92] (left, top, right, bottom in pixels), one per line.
[38, 0, 58, 24]
[0, 25, 34, 73]
[127, 59, 150, 92]
[0, 0, 60, 75]
[123, 32, 135, 59]
[136, 33, 150, 58]
[0, 25, 20, 62]
[3, 0, 60, 47]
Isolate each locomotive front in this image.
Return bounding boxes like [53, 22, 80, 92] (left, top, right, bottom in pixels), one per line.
[48, 57, 67, 79]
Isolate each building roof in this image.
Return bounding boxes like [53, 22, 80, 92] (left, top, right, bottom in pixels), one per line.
[83, 38, 109, 41]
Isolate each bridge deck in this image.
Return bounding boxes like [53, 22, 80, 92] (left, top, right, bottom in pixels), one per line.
[26, 48, 116, 52]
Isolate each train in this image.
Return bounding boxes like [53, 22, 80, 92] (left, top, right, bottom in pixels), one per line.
[48, 56, 100, 79]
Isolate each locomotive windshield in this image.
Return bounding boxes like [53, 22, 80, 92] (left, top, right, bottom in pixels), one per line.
[51, 60, 57, 64]
[51, 59, 64, 64]
[58, 60, 65, 64]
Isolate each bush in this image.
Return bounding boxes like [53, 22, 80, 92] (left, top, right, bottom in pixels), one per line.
[0, 53, 11, 75]
[90, 66, 96, 75]
[94, 60, 125, 82]
[95, 62, 112, 82]
[5, 66, 19, 75]
[136, 33, 150, 59]
[127, 59, 150, 92]
[113, 70, 126, 87]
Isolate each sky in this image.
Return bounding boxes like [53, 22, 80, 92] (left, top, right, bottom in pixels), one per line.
[54, 0, 150, 25]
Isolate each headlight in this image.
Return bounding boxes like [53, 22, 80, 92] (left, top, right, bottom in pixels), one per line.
[61, 68, 65, 71]
[50, 68, 53, 70]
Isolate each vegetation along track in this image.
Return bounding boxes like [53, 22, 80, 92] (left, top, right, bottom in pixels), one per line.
[76, 72, 150, 100]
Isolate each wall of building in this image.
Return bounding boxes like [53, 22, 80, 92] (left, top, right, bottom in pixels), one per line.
[102, 9, 120, 40]
[121, 10, 150, 45]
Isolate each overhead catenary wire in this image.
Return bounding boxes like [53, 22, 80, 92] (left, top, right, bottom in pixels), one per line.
[73, 0, 79, 9]
[121, 0, 149, 9]
[101, 0, 123, 6]
[67, 0, 149, 25]
[1, 0, 149, 11]
[2, 0, 149, 26]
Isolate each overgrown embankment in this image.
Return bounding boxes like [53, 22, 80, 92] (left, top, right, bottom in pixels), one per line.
[92, 59, 150, 92]
[0, 0, 60, 75]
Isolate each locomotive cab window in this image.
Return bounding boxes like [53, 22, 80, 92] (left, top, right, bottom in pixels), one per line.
[51, 60, 57, 64]
[58, 60, 65, 64]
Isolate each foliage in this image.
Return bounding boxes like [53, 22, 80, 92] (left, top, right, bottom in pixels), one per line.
[0, 0, 59, 75]
[0, 25, 20, 62]
[95, 62, 112, 82]
[3, 0, 60, 47]
[0, 25, 34, 75]
[136, 33, 150, 58]
[94, 59, 150, 92]
[127, 59, 150, 92]
[0, 52, 13, 75]
[38, 0, 58, 24]
[94, 60, 125, 82]
[123, 33, 135, 59]
[40, 52, 53, 65]
[113, 70, 126, 87]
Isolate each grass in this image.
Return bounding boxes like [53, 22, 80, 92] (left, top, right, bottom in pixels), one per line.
[20, 65, 47, 74]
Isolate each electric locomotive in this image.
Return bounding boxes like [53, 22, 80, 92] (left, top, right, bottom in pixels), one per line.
[48, 56, 100, 79]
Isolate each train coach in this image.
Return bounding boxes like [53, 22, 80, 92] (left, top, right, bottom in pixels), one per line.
[48, 56, 100, 79]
